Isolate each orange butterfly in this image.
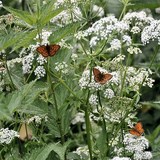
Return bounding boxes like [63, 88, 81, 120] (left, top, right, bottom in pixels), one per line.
[129, 122, 144, 136]
[36, 44, 60, 57]
[93, 68, 113, 84]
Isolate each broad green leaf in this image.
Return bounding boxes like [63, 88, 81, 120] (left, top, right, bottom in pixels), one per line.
[29, 142, 71, 160]
[12, 29, 37, 51]
[0, 31, 36, 51]
[3, 6, 36, 26]
[49, 22, 80, 43]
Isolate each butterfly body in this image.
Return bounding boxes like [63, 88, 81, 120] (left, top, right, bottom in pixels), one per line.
[93, 68, 113, 84]
[129, 122, 144, 137]
[36, 44, 60, 57]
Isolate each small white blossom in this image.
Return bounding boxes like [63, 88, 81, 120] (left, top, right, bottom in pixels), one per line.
[90, 36, 100, 47]
[112, 54, 125, 63]
[104, 88, 115, 99]
[27, 115, 48, 124]
[22, 53, 34, 74]
[0, 128, 19, 144]
[37, 55, 47, 65]
[155, 7, 160, 14]
[110, 39, 121, 51]
[34, 66, 46, 79]
[71, 112, 85, 125]
[55, 62, 68, 74]
[127, 46, 142, 54]
[110, 71, 120, 85]
[71, 53, 78, 61]
[133, 151, 152, 160]
[122, 35, 132, 46]
[89, 94, 98, 106]
[131, 26, 141, 34]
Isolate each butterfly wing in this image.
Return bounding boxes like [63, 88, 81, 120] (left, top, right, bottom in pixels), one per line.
[93, 68, 112, 84]
[36, 45, 49, 57]
[129, 122, 144, 136]
[49, 44, 60, 56]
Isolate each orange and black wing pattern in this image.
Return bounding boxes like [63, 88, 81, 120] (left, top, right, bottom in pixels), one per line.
[129, 122, 144, 136]
[36, 44, 60, 57]
[93, 68, 113, 85]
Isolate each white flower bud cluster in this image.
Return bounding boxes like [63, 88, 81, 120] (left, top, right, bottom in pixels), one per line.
[55, 62, 68, 74]
[34, 66, 46, 79]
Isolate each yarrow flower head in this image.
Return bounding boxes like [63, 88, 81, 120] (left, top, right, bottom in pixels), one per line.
[109, 39, 121, 51]
[104, 88, 115, 99]
[0, 128, 19, 144]
[89, 94, 98, 106]
[27, 115, 48, 124]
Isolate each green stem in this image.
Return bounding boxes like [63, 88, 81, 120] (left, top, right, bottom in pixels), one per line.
[47, 58, 65, 145]
[4, 58, 16, 90]
[119, 0, 130, 20]
[85, 90, 93, 160]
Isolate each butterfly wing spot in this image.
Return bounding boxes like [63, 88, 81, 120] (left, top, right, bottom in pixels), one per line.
[36, 45, 49, 57]
[93, 68, 113, 84]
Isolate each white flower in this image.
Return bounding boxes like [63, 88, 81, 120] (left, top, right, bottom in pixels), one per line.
[27, 115, 48, 124]
[104, 88, 115, 99]
[89, 94, 98, 106]
[131, 26, 141, 34]
[90, 36, 100, 47]
[134, 151, 152, 160]
[37, 55, 47, 65]
[0, 128, 19, 144]
[122, 35, 132, 46]
[71, 53, 78, 61]
[22, 53, 34, 74]
[127, 46, 142, 54]
[155, 7, 160, 14]
[71, 112, 85, 125]
[124, 134, 149, 153]
[55, 62, 68, 74]
[110, 39, 121, 51]
[34, 66, 46, 79]
[110, 71, 120, 85]
[111, 54, 125, 63]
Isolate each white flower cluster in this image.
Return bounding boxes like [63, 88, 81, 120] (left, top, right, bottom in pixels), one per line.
[112, 157, 131, 160]
[77, 15, 129, 47]
[36, 55, 47, 65]
[71, 112, 85, 125]
[110, 39, 121, 51]
[79, 70, 101, 90]
[0, 128, 19, 144]
[122, 11, 153, 28]
[122, 35, 132, 46]
[22, 53, 34, 74]
[124, 134, 152, 160]
[73, 146, 89, 159]
[104, 88, 115, 99]
[34, 66, 46, 79]
[127, 46, 142, 55]
[55, 62, 68, 74]
[126, 67, 154, 91]
[27, 115, 48, 124]
[89, 94, 98, 106]
[141, 20, 160, 45]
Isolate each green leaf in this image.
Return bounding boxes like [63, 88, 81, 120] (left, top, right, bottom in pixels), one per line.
[39, 3, 64, 26]
[12, 29, 37, 51]
[29, 142, 71, 160]
[0, 30, 36, 51]
[49, 22, 80, 43]
[3, 6, 36, 26]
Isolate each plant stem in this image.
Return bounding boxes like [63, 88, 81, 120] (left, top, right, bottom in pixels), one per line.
[47, 58, 65, 145]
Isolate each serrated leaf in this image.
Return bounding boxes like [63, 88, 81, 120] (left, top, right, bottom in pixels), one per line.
[3, 6, 36, 26]
[12, 29, 37, 51]
[49, 22, 80, 43]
